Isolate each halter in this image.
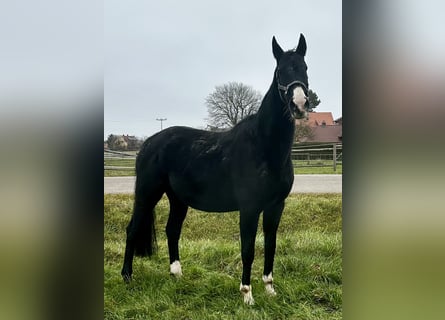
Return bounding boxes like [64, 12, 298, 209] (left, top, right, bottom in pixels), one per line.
[275, 69, 308, 103]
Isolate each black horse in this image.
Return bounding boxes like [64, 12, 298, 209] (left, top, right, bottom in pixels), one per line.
[121, 34, 309, 305]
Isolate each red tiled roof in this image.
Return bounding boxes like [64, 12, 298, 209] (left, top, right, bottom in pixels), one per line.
[307, 112, 335, 126]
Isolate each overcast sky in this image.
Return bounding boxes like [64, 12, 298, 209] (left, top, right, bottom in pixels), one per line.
[104, 1, 342, 139]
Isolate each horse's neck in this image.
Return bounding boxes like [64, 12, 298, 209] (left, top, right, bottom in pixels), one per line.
[256, 78, 295, 161]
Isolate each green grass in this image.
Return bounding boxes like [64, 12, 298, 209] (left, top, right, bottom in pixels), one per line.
[104, 194, 342, 319]
[105, 158, 136, 167]
[104, 158, 136, 176]
[294, 164, 342, 174]
[104, 158, 342, 177]
[105, 169, 136, 177]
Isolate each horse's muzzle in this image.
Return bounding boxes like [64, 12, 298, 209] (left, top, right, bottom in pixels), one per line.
[290, 102, 308, 120]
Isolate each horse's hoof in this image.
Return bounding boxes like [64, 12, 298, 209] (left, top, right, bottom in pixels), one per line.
[265, 286, 277, 296]
[262, 273, 277, 296]
[170, 260, 183, 277]
[122, 273, 132, 284]
[240, 284, 255, 305]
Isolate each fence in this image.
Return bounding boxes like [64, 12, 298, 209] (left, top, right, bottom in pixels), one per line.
[291, 143, 342, 172]
[104, 149, 136, 171]
[105, 143, 343, 172]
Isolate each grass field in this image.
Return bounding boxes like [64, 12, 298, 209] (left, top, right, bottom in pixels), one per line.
[104, 194, 342, 319]
[104, 158, 342, 177]
[293, 164, 342, 174]
[104, 158, 136, 177]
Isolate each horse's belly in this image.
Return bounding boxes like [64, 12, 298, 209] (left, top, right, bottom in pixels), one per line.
[181, 191, 239, 213]
[189, 198, 239, 213]
[169, 175, 239, 212]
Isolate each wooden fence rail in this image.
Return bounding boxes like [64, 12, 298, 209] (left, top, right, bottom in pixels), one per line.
[104, 149, 136, 171]
[104, 143, 342, 172]
[291, 143, 342, 172]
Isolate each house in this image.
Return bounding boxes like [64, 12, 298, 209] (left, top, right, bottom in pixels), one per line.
[122, 135, 141, 150]
[308, 125, 342, 143]
[334, 116, 342, 125]
[295, 112, 342, 144]
[306, 112, 335, 126]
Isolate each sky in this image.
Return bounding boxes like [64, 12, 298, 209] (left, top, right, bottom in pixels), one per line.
[104, 1, 342, 139]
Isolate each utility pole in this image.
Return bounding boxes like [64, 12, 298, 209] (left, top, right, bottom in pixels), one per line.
[156, 118, 167, 131]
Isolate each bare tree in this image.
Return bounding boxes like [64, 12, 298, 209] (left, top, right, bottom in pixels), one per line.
[205, 82, 263, 129]
[294, 120, 314, 142]
[113, 136, 128, 150]
[106, 134, 128, 151]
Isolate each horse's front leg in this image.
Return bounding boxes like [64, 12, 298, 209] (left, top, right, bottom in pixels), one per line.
[262, 201, 284, 296]
[239, 209, 261, 305]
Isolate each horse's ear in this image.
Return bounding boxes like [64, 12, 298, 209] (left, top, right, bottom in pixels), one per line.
[272, 36, 283, 61]
[296, 33, 307, 56]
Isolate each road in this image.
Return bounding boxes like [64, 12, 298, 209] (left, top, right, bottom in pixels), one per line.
[104, 174, 342, 194]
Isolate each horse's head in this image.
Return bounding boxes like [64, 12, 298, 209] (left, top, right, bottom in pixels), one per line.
[272, 34, 309, 120]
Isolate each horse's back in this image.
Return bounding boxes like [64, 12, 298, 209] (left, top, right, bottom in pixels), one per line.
[140, 126, 229, 169]
[136, 126, 238, 211]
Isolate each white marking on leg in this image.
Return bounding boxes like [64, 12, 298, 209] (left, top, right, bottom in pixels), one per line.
[240, 283, 255, 305]
[170, 260, 182, 276]
[262, 272, 277, 296]
[292, 86, 307, 112]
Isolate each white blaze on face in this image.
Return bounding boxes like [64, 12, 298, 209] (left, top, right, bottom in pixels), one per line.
[292, 86, 307, 113]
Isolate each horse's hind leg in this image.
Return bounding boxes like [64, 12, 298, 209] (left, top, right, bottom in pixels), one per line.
[165, 190, 188, 276]
[262, 200, 284, 296]
[121, 179, 164, 283]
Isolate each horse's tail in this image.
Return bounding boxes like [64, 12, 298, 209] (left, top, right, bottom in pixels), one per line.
[129, 199, 157, 257]
[127, 135, 168, 257]
[127, 157, 159, 257]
